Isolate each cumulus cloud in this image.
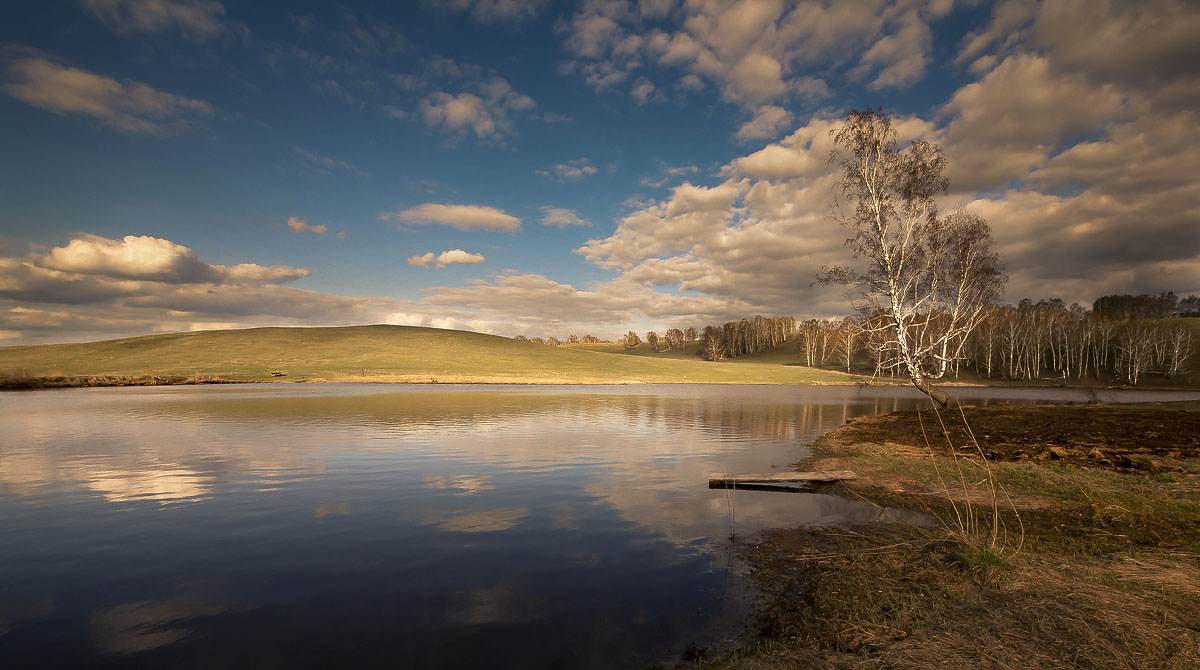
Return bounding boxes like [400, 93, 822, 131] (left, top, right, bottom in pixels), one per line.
[435, 249, 486, 269]
[560, 0, 946, 108]
[408, 249, 486, 269]
[960, 0, 1200, 95]
[408, 252, 435, 267]
[577, 179, 750, 268]
[734, 104, 793, 141]
[31, 234, 308, 286]
[725, 115, 935, 181]
[629, 78, 656, 105]
[940, 54, 1126, 192]
[564, 0, 1200, 321]
[416, 76, 536, 142]
[3, 57, 214, 135]
[567, 31, 1200, 322]
[536, 158, 598, 181]
[80, 0, 237, 40]
[36, 234, 216, 283]
[286, 217, 327, 235]
[382, 203, 522, 232]
[539, 207, 591, 228]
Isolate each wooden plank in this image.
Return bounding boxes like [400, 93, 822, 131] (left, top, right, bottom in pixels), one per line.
[708, 481, 813, 492]
[708, 471, 857, 486]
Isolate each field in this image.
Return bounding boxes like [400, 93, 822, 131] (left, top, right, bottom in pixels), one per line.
[0, 324, 865, 386]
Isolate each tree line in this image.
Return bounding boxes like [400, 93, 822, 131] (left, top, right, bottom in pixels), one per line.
[695, 316, 798, 361]
[796, 293, 1195, 385]
[1093, 292, 1199, 320]
[513, 334, 613, 346]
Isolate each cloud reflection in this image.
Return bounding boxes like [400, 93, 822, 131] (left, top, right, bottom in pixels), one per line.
[422, 473, 495, 495]
[421, 506, 530, 533]
[89, 597, 226, 655]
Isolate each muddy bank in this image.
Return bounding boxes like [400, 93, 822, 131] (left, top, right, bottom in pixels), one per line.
[694, 402, 1200, 669]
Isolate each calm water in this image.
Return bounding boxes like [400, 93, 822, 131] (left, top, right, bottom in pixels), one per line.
[1, 384, 1196, 668]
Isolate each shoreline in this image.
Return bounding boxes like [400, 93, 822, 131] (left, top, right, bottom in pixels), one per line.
[698, 401, 1200, 668]
[4, 373, 1198, 392]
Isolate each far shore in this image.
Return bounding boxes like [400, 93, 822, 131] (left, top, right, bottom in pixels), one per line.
[3, 372, 1198, 392]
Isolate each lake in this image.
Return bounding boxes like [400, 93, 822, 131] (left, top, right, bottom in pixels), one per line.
[1, 384, 1195, 668]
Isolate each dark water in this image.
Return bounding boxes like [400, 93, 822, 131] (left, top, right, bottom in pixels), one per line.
[1, 384, 1195, 668]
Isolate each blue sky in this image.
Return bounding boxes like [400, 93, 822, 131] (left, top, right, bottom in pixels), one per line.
[2, 1, 1198, 344]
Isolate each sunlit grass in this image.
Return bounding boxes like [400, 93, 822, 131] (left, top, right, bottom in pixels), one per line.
[0, 324, 870, 385]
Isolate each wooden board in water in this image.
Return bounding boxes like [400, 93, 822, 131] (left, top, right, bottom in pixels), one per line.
[708, 471, 857, 487]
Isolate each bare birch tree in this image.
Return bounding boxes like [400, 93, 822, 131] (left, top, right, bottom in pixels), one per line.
[821, 108, 1005, 406]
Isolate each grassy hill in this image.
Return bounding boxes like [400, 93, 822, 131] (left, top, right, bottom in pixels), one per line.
[0, 324, 864, 385]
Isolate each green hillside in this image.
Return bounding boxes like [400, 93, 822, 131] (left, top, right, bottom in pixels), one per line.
[0, 324, 864, 385]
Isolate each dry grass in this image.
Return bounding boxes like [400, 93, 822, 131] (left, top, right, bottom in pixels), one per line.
[705, 529, 1200, 670]
[688, 403, 1200, 669]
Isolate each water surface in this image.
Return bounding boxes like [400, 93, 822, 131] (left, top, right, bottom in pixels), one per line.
[1, 384, 1194, 667]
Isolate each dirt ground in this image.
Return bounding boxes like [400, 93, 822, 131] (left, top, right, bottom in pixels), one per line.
[687, 401, 1200, 669]
[830, 402, 1200, 471]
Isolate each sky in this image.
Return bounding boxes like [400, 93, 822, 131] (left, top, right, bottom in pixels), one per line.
[1, 0, 1198, 345]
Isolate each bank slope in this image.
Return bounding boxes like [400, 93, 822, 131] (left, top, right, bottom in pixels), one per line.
[0, 324, 862, 385]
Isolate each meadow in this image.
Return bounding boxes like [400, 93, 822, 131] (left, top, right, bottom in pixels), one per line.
[0, 324, 864, 386]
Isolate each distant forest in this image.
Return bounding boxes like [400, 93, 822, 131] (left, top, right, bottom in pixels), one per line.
[518, 292, 1197, 385]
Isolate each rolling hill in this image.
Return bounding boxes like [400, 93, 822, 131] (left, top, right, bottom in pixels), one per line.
[0, 324, 863, 385]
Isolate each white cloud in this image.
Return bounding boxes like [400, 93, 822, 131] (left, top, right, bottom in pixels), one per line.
[3, 57, 214, 135]
[570, 75, 1199, 323]
[285, 217, 327, 235]
[409, 250, 484, 269]
[560, 0, 944, 108]
[80, 0, 234, 40]
[416, 76, 536, 143]
[853, 9, 931, 90]
[734, 104, 793, 141]
[629, 78, 656, 105]
[576, 179, 750, 268]
[435, 249, 486, 269]
[382, 203, 522, 232]
[31, 234, 308, 286]
[539, 207, 591, 228]
[726, 115, 935, 181]
[940, 54, 1126, 192]
[420, 92, 497, 139]
[408, 252, 435, 267]
[537, 158, 598, 181]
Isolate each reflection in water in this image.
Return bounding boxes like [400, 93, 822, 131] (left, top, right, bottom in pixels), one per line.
[421, 506, 531, 533]
[445, 583, 544, 626]
[423, 474, 495, 495]
[89, 597, 227, 655]
[314, 501, 350, 518]
[83, 466, 212, 505]
[2, 384, 1196, 668]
